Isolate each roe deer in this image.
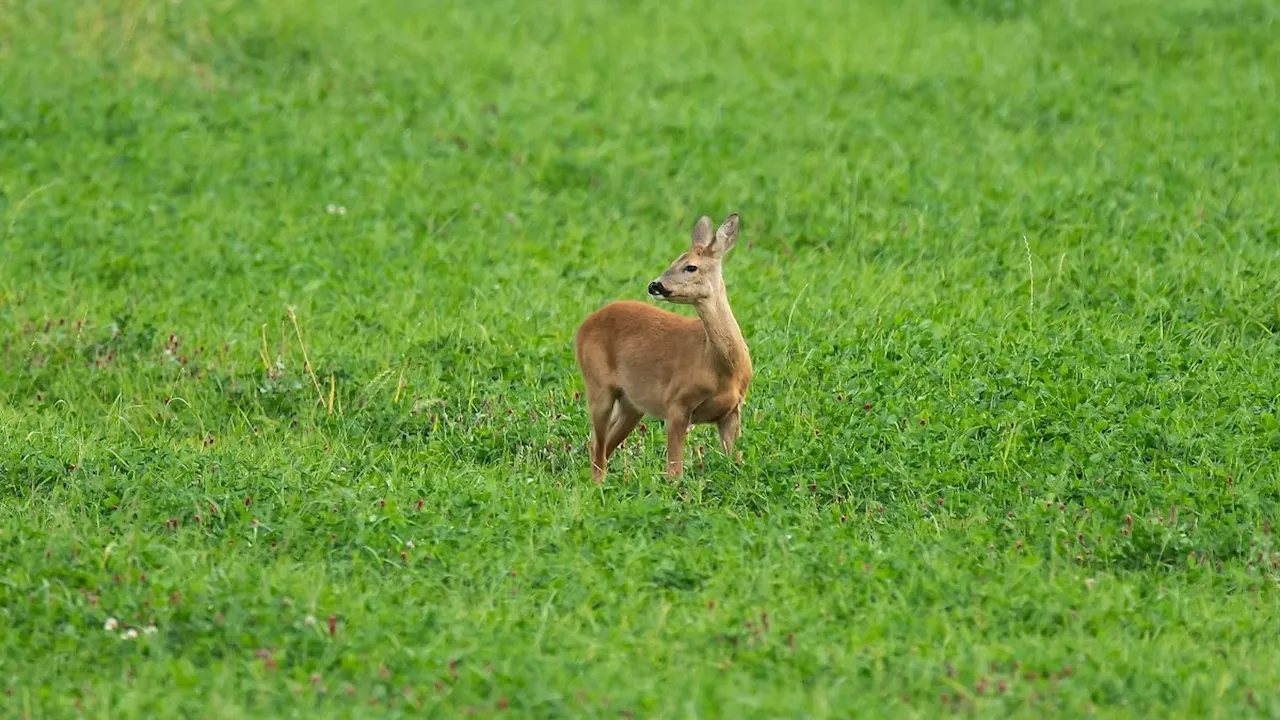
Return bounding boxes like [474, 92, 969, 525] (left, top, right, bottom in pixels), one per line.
[573, 213, 752, 481]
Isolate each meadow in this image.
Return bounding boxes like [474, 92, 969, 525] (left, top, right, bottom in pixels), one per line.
[2, 0, 1279, 716]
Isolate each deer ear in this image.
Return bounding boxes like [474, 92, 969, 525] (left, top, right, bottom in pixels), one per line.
[712, 213, 740, 254]
[690, 215, 714, 250]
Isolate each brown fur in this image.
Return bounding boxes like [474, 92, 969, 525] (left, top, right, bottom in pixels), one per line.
[573, 214, 752, 481]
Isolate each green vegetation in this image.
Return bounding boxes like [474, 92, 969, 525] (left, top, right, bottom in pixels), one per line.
[2, 0, 1279, 716]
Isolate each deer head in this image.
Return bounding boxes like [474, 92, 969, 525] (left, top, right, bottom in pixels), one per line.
[647, 213, 740, 305]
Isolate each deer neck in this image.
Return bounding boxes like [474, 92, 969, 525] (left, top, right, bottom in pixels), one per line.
[693, 284, 748, 376]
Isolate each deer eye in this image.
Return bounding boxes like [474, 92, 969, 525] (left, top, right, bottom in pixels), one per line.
[683, 265, 698, 273]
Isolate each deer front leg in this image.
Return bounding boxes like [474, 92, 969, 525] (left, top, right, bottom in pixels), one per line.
[717, 407, 741, 460]
[665, 408, 691, 480]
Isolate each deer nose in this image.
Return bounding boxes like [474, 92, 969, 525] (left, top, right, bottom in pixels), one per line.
[648, 281, 668, 297]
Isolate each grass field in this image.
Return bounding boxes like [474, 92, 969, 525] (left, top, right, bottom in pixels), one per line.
[2, 0, 1280, 716]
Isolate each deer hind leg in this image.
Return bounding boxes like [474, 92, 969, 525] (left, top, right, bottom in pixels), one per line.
[586, 388, 617, 483]
[718, 406, 742, 462]
[603, 401, 643, 466]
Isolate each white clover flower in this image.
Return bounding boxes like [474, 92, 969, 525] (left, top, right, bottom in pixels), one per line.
[104, 617, 119, 632]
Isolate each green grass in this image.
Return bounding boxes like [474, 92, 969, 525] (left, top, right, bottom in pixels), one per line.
[2, 0, 1280, 716]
